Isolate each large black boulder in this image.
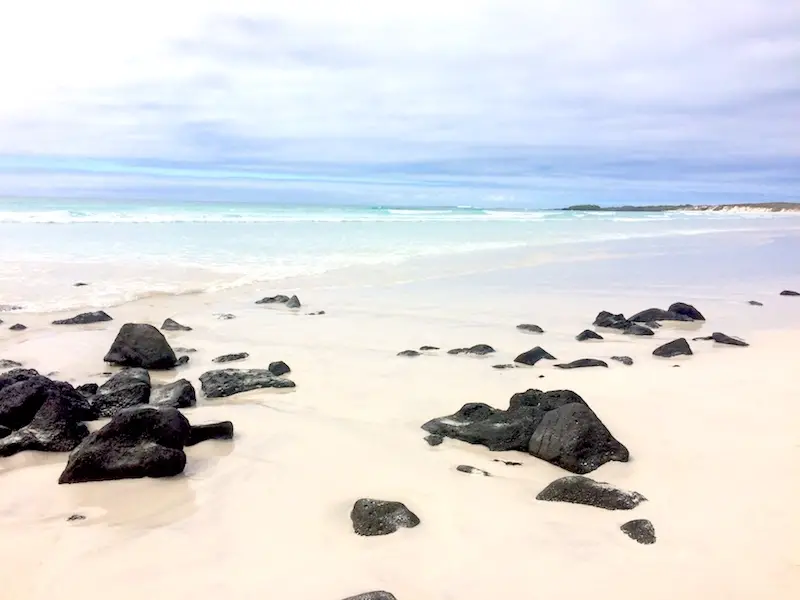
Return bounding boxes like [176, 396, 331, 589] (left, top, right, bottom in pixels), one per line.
[653, 338, 693, 358]
[528, 403, 628, 473]
[668, 302, 704, 321]
[508, 389, 586, 412]
[0, 374, 91, 430]
[593, 311, 631, 330]
[350, 498, 420, 536]
[150, 378, 197, 408]
[58, 406, 191, 484]
[514, 346, 556, 366]
[91, 368, 151, 418]
[53, 311, 113, 325]
[536, 475, 646, 510]
[200, 368, 296, 398]
[104, 323, 178, 369]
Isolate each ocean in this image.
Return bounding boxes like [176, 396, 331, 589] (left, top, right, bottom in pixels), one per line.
[2, 198, 800, 312]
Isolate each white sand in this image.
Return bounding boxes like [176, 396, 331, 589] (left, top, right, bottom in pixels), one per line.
[1, 282, 799, 600]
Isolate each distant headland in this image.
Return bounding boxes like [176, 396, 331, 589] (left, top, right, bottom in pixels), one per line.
[561, 202, 800, 212]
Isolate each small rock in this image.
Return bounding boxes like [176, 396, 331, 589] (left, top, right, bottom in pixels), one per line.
[692, 332, 749, 347]
[186, 421, 234, 445]
[447, 344, 496, 356]
[150, 379, 197, 408]
[554, 358, 608, 369]
[268, 361, 291, 376]
[173, 347, 196, 353]
[611, 356, 634, 366]
[624, 324, 655, 336]
[342, 592, 397, 600]
[536, 475, 646, 510]
[104, 323, 178, 369]
[306, 310, 326, 315]
[492, 364, 516, 369]
[493, 459, 522, 466]
[397, 350, 421, 357]
[514, 346, 557, 366]
[424, 434, 444, 446]
[255, 295, 290, 305]
[92, 368, 151, 418]
[576, 330, 603, 341]
[456, 465, 491, 476]
[286, 295, 301, 309]
[53, 311, 113, 325]
[779, 290, 799, 296]
[161, 318, 192, 331]
[200, 369, 295, 398]
[9, 324, 26, 331]
[653, 338, 693, 358]
[517, 324, 544, 334]
[176, 356, 190, 366]
[419, 345, 439, 351]
[67, 514, 86, 521]
[350, 498, 420, 536]
[0, 359, 23, 369]
[215, 313, 236, 320]
[747, 300, 763, 306]
[212, 352, 249, 364]
[73, 282, 89, 287]
[621, 519, 656, 544]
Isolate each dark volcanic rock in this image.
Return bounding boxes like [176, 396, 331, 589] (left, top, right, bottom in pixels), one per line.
[621, 519, 657, 544]
[747, 300, 763, 306]
[629, 308, 692, 323]
[0, 368, 40, 394]
[150, 379, 196, 408]
[268, 361, 291, 376]
[255, 294, 290, 305]
[200, 368, 296, 398]
[447, 344, 496, 356]
[306, 310, 326, 316]
[212, 352, 249, 364]
[9, 323, 26, 331]
[653, 338, 693, 358]
[693, 332, 749, 347]
[779, 290, 799, 296]
[215, 313, 236, 320]
[104, 323, 178, 369]
[593, 311, 630, 330]
[342, 592, 397, 600]
[492, 363, 516, 369]
[350, 498, 420, 536]
[397, 350, 421, 357]
[186, 421, 234, 446]
[422, 402, 543, 452]
[58, 407, 191, 484]
[419, 345, 439, 351]
[0, 359, 23, 369]
[173, 347, 196, 354]
[623, 324, 655, 336]
[53, 311, 113, 325]
[493, 459, 522, 466]
[424, 434, 444, 446]
[576, 329, 603, 341]
[528, 403, 628, 474]
[285, 295, 301, 309]
[456, 464, 491, 476]
[611, 356, 634, 366]
[161, 318, 192, 331]
[92, 368, 151, 418]
[555, 358, 608, 369]
[517, 324, 544, 334]
[0, 425, 10, 438]
[0, 375, 90, 430]
[508, 388, 586, 412]
[76, 383, 99, 397]
[514, 346, 556, 366]
[176, 356, 190, 366]
[67, 514, 86, 521]
[668, 302, 705, 321]
[536, 476, 646, 510]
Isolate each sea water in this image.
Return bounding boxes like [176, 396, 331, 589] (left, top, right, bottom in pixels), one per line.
[1, 198, 799, 312]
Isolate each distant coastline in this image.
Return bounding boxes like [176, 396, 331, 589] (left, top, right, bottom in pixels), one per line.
[560, 202, 800, 213]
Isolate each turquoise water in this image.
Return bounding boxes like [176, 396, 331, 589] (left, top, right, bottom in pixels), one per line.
[1, 199, 800, 311]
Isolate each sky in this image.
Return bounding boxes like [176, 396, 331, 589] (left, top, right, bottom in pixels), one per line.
[0, 0, 798, 207]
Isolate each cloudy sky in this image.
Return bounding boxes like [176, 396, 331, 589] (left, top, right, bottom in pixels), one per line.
[0, 0, 798, 207]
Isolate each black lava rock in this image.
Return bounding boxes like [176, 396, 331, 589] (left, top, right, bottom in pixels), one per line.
[424, 434, 444, 446]
[186, 421, 234, 446]
[76, 383, 99, 397]
[517, 324, 544, 334]
[150, 379, 197, 408]
[212, 352, 250, 364]
[514, 346, 556, 366]
[448, 344, 496, 356]
[492, 364, 516, 369]
[611, 356, 634, 366]
[508, 388, 586, 412]
[528, 403, 628, 473]
[173, 347, 196, 354]
[161, 318, 192, 331]
[342, 592, 397, 600]
[0, 359, 22, 369]
[9, 324, 26, 331]
[92, 368, 151, 418]
[456, 465, 491, 476]
[554, 358, 608, 369]
[629, 308, 692, 322]
[779, 290, 799, 296]
[255, 295, 290, 305]
[286, 295, 301, 309]
[668, 302, 705, 320]
[53, 311, 113, 325]
[653, 338, 693, 358]
[576, 330, 603, 341]
[693, 332, 749, 347]
[104, 323, 178, 369]
[268, 361, 291, 376]
[623, 324, 655, 336]
[621, 519, 657, 544]
[200, 368, 296, 398]
[397, 350, 421, 357]
[747, 300, 763, 306]
[419, 345, 439, 351]
[350, 498, 420, 536]
[536, 475, 646, 510]
[593, 311, 631, 330]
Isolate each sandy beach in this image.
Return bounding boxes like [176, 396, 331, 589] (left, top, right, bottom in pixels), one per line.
[2, 256, 799, 600]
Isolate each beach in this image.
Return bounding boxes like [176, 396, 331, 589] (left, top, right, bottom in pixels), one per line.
[1, 205, 800, 600]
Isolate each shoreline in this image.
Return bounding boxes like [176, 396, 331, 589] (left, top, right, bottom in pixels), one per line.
[560, 202, 800, 212]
